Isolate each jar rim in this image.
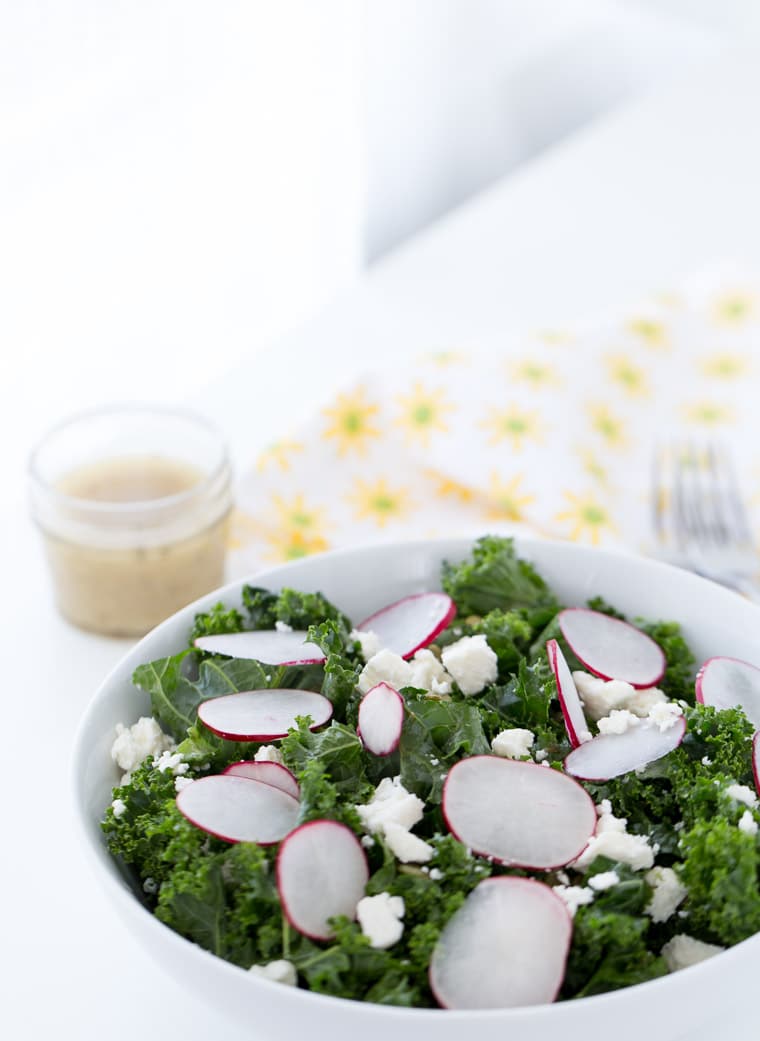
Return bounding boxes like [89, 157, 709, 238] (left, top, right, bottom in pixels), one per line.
[28, 403, 231, 517]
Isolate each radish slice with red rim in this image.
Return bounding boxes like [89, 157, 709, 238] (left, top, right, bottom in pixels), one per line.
[222, 760, 300, 800]
[357, 592, 456, 660]
[276, 820, 369, 940]
[357, 682, 404, 756]
[176, 775, 299, 844]
[547, 638, 589, 748]
[194, 630, 325, 666]
[429, 877, 572, 1009]
[564, 717, 686, 781]
[558, 608, 665, 688]
[198, 689, 332, 741]
[441, 756, 596, 869]
[696, 656, 760, 729]
[753, 732, 760, 798]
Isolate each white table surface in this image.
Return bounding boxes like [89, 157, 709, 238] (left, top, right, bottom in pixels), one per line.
[7, 53, 760, 1041]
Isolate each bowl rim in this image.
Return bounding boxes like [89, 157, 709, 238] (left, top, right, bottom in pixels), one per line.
[71, 533, 760, 1021]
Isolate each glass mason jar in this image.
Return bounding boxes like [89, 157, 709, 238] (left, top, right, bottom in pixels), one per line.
[29, 405, 233, 636]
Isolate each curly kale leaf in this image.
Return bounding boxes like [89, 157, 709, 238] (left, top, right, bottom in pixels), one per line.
[442, 535, 558, 616]
[307, 620, 361, 720]
[134, 652, 325, 745]
[280, 718, 369, 800]
[679, 818, 760, 945]
[563, 908, 667, 998]
[477, 657, 556, 735]
[638, 619, 696, 702]
[399, 692, 489, 804]
[189, 602, 245, 642]
[102, 761, 210, 884]
[132, 651, 201, 742]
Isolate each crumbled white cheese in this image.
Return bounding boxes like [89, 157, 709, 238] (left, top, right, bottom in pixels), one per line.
[360, 834, 376, 849]
[153, 749, 189, 776]
[701, 756, 713, 766]
[739, 810, 759, 836]
[597, 710, 640, 736]
[358, 650, 413, 695]
[111, 798, 127, 818]
[441, 635, 498, 696]
[588, 870, 620, 892]
[175, 776, 193, 793]
[409, 648, 453, 695]
[491, 728, 535, 759]
[661, 934, 724, 973]
[350, 628, 383, 662]
[356, 893, 405, 949]
[648, 701, 684, 732]
[645, 867, 687, 923]
[574, 802, 654, 871]
[111, 717, 175, 780]
[572, 672, 667, 722]
[249, 959, 298, 986]
[429, 867, 443, 881]
[553, 885, 594, 917]
[356, 776, 424, 834]
[384, 823, 434, 863]
[254, 745, 284, 765]
[274, 620, 293, 633]
[726, 784, 758, 808]
[142, 877, 158, 895]
[535, 748, 549, 762]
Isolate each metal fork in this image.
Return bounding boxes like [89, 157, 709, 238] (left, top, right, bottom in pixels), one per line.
[652, 441, 760, 602]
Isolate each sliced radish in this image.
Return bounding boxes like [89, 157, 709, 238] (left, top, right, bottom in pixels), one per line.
[356, 592, 456, 660]
[357, 682, 404, 756]
[547, 638, 589, 748]
[753, 732, 760, 798]
[442, 756, 596, 869]
[564, 717, 686, 781]
[429, 877, 572, 1009]
[558, 608, 665, 688]
[696, 656, 760, 729]
[276, 820, 369, 940]
[198, 689, 332, 741]
[176, 775, 299, 844]
[194, 630, 325, 666]
[222, 760, 300, 800]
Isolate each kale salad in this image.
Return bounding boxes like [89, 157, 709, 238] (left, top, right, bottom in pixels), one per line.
[103, 536, 760, 1009]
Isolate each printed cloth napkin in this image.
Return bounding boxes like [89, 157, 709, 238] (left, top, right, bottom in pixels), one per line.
[227, 270, 760, 577]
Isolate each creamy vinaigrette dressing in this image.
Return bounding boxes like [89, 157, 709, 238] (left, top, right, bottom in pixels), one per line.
[42, 454, 230, 636]
[57, 455, 204, 502]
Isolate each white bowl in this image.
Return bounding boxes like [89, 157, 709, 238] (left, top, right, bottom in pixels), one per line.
[73, 536, 760, 1041]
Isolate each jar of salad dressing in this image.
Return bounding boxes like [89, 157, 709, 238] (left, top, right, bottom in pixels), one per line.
[29, 407, 233, 636]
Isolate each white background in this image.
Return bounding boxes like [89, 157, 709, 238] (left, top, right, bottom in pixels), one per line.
[0, 0, 738, 503]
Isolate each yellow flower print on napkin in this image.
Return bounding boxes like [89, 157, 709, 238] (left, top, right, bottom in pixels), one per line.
[682, 401, 735, 426]
[588, 404, 628, 449]
[627, 318, 669, 349]
[425, 470, 476, 503]
[508, 359, 558, 388]
[420, 350, 468, 367]
[604, 354, 650, 398]
[713, 291, 754, 323]
[576, 447, 609, 485]
[263, 494, 331, 560]
[322, 386, 381, 456]
[698, 352, 748, 379]
[481, 405, 544, 451]
[555, 491, 617, 545]
[483, 473, 535, 522]
[348, 477, 412, 528]
[395, 383, 454, 445]
[256, 439, 304, 473]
